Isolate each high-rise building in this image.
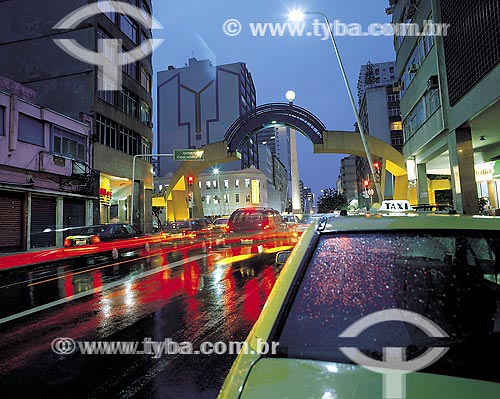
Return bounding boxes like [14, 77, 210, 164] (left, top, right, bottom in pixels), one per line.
[0, 0, 155, 232]
[340, 60, 403, 203]
[157, 58, 258, 180]
[258, 145, 288, 211]
[389, 0, 500, 214]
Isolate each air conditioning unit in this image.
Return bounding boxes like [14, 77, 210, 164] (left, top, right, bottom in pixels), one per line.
[427, 75, 439, 90]
[393, 81, 403, 92]
[409, 64, 419, 73]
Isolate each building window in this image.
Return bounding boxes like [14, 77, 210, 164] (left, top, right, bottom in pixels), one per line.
[0, 106, 5, 136]
[120, 15, 138, 43]
[122, 51, 137, 80]
[389, 107, 401, 117]
[224, 179, 229, 189]
[235, 193, 240, 203]
[141, 1, 151, 19]
[97, 29, 116, 61]
[121, 88, 139, 118]
[97, 0, 115, 22]
[140, 101, 151, 124]
[387, 93, 400, 102]
[96, 114, 117, 148]
[97, 72, 116, 104]
[245, 179, 251, 188]
[141, 137, 151, 161]
[52, 126, 87, 162]
[205, 195, 210, 205]
[235, 179, 239, 188]
[224, 194, 229, 203]
[246, 194, 251, 203]
[206, 181, 211, 189]
[402, 89, 441, 140]
[119, 126, 139, 155]
[18, 114, 44, 147]
[140, 66, 152, 93]
[390, 121, 403, 131]
[213, 180, 217, 189]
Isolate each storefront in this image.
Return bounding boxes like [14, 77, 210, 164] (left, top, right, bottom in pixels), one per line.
[476, 161, 500, 211]
[99, 173, 131, 224]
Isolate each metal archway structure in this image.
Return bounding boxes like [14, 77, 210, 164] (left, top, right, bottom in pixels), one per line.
[225, 103, 326, 152]
[163, 104, 410, 220]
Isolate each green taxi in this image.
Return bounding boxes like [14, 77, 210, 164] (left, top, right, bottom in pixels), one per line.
[218, 201, 500, 399]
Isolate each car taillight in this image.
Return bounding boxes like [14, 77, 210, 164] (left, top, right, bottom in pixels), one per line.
[63, 238, 71, 247]
[90, 235, 101, 244]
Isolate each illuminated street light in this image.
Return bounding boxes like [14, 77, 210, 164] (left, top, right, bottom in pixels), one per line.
[285, 90, 296, 103]
[287, 9, 384, 202]
[213, 167, 222, 216]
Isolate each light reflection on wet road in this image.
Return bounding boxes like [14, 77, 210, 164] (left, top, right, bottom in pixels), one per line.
[0, 244, 285, 398]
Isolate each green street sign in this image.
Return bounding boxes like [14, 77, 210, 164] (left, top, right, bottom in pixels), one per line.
[173, 149, 205, 161]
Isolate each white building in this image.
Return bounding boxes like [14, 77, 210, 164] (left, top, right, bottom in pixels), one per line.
[198, 166, 268, 217]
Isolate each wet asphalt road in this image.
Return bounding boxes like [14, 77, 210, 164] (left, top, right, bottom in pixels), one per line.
[0, 244, 284, 398]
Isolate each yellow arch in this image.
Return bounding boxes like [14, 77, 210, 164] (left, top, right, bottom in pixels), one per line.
[315, 131, 407, 176]
[163, 133, 409, 220]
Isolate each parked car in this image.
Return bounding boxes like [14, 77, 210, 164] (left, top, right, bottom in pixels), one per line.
[63, 223, 148, 261]
[219, 201, 500, 398]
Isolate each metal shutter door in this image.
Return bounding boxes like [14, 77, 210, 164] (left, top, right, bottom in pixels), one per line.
[30, 196, 56, 248]
[0, 193, 23, 251]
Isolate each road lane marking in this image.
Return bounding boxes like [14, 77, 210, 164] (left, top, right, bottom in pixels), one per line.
[27, 253, 157, 287]
[0, 254, 208, 325]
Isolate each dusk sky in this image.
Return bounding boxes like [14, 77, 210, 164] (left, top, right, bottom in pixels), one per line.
[152, 0, 395, 198]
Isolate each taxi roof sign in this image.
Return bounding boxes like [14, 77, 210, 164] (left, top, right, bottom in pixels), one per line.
[379, 200, 414, 213]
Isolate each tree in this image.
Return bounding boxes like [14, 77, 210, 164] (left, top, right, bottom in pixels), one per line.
[317, 188, 347, 213]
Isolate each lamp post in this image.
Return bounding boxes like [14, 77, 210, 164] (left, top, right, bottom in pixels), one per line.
[285, 90, 302, 214]
[213, 168, 222, 217]
[288, 10, 384, 202]
[131, 153, 173, 228]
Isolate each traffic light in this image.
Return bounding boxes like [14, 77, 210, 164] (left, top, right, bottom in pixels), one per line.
[373, 161, 381, 183]
[363, 179, 370, 188]
[187, 175, 194, 188]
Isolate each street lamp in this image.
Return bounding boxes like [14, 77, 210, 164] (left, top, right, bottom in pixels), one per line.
[285, 90, 296, 104]
[213, 167, 222, 216]
[131, 153, 173, 228]
[287, 9, 384, 202]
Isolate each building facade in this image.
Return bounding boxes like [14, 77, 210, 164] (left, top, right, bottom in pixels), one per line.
[0, 77, 95, 252]
[198, 166, 268, 218]
[258, 144, 288, 212]
[341, 61, 403, 203]
[157, 58, 258, 180]
[390, 0, 500, 214]
[0, 0, 155, 232]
